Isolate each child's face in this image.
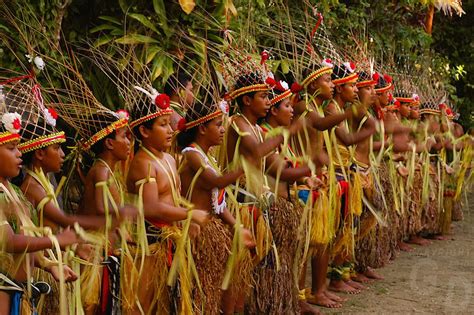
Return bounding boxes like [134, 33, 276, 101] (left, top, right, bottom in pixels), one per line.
[377, 90, 390, 107]
[39, 143, 65, 173]
[202, 116, 225, 147]
[337, 82, 359, 103]
[146, 115, 173, 151]
[110, 127, 131, 161]
[247, 91, 271, 118]
[358, 85, 376, 107]
[0, 141, 22, 179]
[314, 73, 335, 100]
[271, 99, 294, 127]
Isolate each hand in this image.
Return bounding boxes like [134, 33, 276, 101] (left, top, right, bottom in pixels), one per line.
[240, 228, 256, 249]
[305, 176, 324, 190]
[48, 264, 78, 282]
[445, 165, 455, 175]
[56, 227, 80, 248]
[75, 243, 94, 261]
[288, 117, 305, 136]
[191, 209, 209, 227]
[397, 165, 409, 177]
[119, 205, 138, 221]
[188, 222, 201, 239]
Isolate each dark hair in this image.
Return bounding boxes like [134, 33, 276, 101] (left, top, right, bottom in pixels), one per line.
[164, 72, 192, 97]
[232, 72, 265, 111]
[89, 130, 117, 155]
[177, 96, 216, 149]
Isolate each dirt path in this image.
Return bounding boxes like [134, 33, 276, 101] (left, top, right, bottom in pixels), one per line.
[317, 193, 474, 314]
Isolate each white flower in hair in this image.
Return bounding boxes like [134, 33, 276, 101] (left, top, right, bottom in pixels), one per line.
[279, 80, 289, 91]
[321, 58, 334, 68]
[2, 112, 22, 134]
[342, 61, 356, 73]
[219, 100, 229, 115]
[412, 93, 420, 101]
[116, 109, 130, 120]
[25, 54, 45, 71]
[43, 108, 57, 127]
[34, 56, 45, 71]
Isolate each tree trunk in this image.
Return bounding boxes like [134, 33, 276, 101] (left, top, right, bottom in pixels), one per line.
[425, 4, 435, 35]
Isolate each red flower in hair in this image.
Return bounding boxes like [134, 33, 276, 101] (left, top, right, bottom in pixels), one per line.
[48, 108, 58, 119]
[439, 103, 447, 110]
[388, 93, 394, 102]
[372, 73, 380, 81]
[349, 62, 356, 71]
[177, 117, 187, 132]
[12, 118, 21, 130]
[383, 74, 392, 83]
[155, 93, 170, 109]
[291, 82, 303, 93]
[265, 77, 277, 87]
[394, 100, 401, 108]
[446, 108, 453, 115]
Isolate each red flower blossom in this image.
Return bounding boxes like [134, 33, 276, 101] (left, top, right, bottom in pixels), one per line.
[48, 108, 58, 119]
[177, 117, 187, 132]
[12, 118, 21, 130]
[291, 82, 303, 93]
[155, 94, 170, 109]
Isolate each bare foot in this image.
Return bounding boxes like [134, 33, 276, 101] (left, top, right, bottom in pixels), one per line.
[352, 272, 372, 283]
[407, 236, 432, 246]
[329, 280, 361, 294]
[398, 241, 415, 252]
[306, 292, 342, 308]
[346, 279, 366, 290]
[324, 289, 348, 302]
[432, 234, 448, 240]
[299, 300, 322, 315]
[364, 267, 384, 280]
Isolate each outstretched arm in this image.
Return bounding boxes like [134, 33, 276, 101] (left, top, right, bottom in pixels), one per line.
[266, 153, 311, 182]
[183, 151, 243, 190]
[335, 117, 376, 146]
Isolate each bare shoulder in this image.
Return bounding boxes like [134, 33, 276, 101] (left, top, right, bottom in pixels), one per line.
[128, 152, 157, 182]
[324, 100, 338, 114]
[231, 115, 251, 133]
[21, 176, 46, 206]
[293, 100, 307, 116]
[163, 152, 177, 168]
[89, 163, 109, 183]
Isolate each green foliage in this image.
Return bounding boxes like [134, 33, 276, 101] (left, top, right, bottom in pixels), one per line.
[0, 0, 471, 129]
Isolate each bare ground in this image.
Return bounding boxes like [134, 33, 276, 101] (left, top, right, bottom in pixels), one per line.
[310, 191, 474, 315]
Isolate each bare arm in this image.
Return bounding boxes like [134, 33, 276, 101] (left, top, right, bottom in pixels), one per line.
[335, 117, 376, 146]
[266, 153, 311, 182]
[23, 183, 108, 230]
[309, 107, 350, 131]
[0, 224, 78, 253]
[235, 117, 284, 161]
[183, 151, 243, 190]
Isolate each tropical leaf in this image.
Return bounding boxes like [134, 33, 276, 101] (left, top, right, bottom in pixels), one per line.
[179, 0, 196, 15]
[89, 24, 119, 34]
[146, 45, 162, 64]
[128, 13, 160, 34]
[98, 16, 122, 26]
[152, 0, 170, 35]
[115, 34, 159, 44]
[94, 35, 114, 47]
